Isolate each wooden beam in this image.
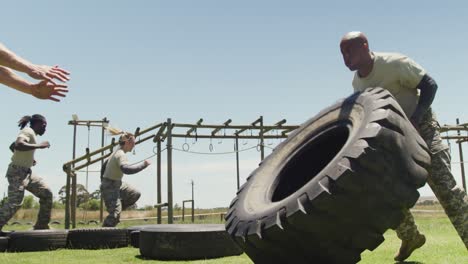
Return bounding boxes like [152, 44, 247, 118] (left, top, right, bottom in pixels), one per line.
[211, 119, 232, 136]
[186, 119, 203, 135]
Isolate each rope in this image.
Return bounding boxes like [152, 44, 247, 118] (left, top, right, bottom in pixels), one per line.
[86, 125, 90, 191]
[446, 131, 451, 152]
[127, 146, 167, 166]
[173, 145, 258, 155]
[83, 124, 91, 221]
[263, 145, 275, 150]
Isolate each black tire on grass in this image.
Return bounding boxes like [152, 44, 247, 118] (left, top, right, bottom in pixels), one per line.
[8, 230, 68, 252]
[0, 237, 8, 252]
[126, 225, 162, 248]
[0, 231, 13, 237]
[67, 228, 127, 249]
[139, 224, 243, 260]
[129, 231, 140, 248]
[225, 87, 431, 264]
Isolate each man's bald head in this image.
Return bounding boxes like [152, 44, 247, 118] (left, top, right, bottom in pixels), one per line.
[339, 31, 373, 73]
[340, 31, 369, 48]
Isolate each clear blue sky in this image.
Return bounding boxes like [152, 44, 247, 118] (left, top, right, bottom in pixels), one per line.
[1, 1, 467, 208]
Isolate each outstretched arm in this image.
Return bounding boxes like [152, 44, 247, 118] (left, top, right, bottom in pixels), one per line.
[0, 66, 33, 95]
[0, 42, 70, 83]
[0, 66, 69, 101]
[411, 74, 437, 125]
[120, 160, 151, 175]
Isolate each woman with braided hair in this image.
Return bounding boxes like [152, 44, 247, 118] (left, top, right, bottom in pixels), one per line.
[0, 114, 53, 231]
[101, 127, 151, 227]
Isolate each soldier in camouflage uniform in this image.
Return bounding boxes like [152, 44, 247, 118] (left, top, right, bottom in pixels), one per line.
[0, 115, 53, 231]
[340, 32, 468, 260]
[101, 132, 151, 227]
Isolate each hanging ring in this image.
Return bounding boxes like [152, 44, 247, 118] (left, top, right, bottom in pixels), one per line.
[182, 143, 190, 151]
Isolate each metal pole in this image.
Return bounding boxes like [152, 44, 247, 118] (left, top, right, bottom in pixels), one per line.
[167, 119, 173, 224]
[182, 202, 185, 222]
[71, 174, 77, 228]
[157, 139, 162, 224]
[260, 116, 265, 160]
[456, 118, 467, 191]
[66, 122, 77, 229]
[100, 118, 106, 223]
[235, 136, 240, 190]
[64, 172, 71, 230]
[72, 121, 80, 229]
[73, 122, 77, 158]
[191, 180, 194, 223]
[85, 124, 90, 191]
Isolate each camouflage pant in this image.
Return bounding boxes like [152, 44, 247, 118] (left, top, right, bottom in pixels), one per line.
[396, 109, 468, 248]
[0, 164, 53, 230]
[100, 178, 141, 227]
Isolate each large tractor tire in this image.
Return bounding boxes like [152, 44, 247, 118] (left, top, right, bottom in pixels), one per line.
[225, 88, 431, 264]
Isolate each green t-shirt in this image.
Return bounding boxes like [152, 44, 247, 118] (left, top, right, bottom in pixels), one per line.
[11, 127, 37, 168]
[102, 148, 128, 181]
[352, 52, 426, 118]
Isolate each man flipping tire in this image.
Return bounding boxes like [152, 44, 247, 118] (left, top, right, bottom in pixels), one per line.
[340, 31, 468, 261]
[226, 87, 431, 263]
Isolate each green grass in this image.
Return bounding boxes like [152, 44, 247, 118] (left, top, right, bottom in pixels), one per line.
[0, 248, 253, 264]
[1, 212, 466, 264]
[360, 213, 467, 264]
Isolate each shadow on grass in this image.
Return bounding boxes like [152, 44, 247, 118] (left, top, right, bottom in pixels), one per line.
[135, 255, 152, 261]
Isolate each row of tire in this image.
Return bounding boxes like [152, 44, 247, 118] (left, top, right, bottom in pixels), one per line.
[3, 220, 75, 226]
[0, 224, 243, 260]
[0, 228, 127, 252]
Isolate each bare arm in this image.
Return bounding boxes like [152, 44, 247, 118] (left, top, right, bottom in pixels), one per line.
[0, 42, 33, 73]
[0, 42, 70, 82]
[0, 66, 33, 94]
[0, 66, 69, 101]
[14, 137, 50, 151]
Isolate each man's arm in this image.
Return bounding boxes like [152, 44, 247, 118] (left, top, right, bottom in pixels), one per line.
[0, 66, 33, 95]
[0, 42, 70, 83]
[0, 66, 69, 101]
[411, 74, 438, 124]
[0, 42, 33, 73]
[14, 137, 50, 151]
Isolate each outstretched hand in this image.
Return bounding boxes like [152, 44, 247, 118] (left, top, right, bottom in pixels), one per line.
[31, 80, 69, 102]
[38, 141, 50, 149]
[28, 65, 70, 83]
[144, 160, 152, 167]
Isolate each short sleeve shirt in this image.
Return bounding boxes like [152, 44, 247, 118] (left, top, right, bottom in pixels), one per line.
[352, 52, 426, 117]
[102, 149, 128, 181]
[11, 127, 37, 168]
